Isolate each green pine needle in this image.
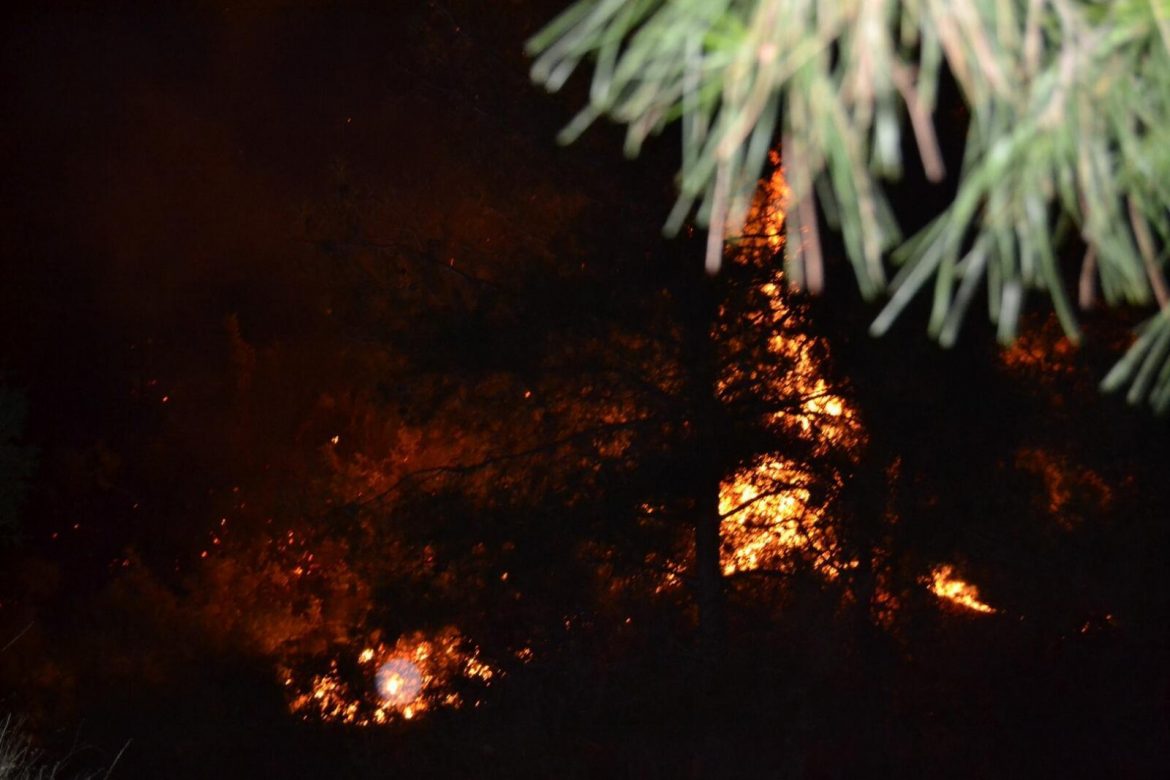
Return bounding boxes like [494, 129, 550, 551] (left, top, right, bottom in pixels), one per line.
[530, 0, 1170, 412]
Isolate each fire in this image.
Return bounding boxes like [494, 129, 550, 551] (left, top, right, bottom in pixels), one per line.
[729, 150, 788, 249]
[1014, 447, 1112, 526]
[285, 627, 495, 726]
[999, 317, 1079, 377]
[719, 458, 821, 576]
[191, 502, 499, 727]
[715, 162, 863, 579]
[376, 658, 424, 706]
[719, 157, 1002, 627]
[929, 565, 996, 614]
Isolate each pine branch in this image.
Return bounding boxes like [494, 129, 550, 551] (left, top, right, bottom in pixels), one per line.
[529, 0, 1170, 412]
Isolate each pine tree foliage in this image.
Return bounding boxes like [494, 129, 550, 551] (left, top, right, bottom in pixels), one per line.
[527, 0, 1170, 411]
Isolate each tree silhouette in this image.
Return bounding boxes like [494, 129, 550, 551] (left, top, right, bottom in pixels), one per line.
[313, 157, 860, 647]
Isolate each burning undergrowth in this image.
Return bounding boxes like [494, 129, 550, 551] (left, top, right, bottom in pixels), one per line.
[280, 627, 495, 725]
[185, 510, 507, 727]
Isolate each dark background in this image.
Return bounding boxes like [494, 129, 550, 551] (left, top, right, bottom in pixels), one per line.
[1, 2, 1168, 777]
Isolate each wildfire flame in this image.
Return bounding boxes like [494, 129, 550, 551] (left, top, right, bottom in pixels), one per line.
[270, 154, 986, 734]
[716, 161, 863, 580]
[999, 318, 1079, 377]
[720, 458, 819, 576]
[376, 658, 424, 707]
[929, 565, 996, 614]
[284, 626, 495, 726]
[717, 163, 996, 627]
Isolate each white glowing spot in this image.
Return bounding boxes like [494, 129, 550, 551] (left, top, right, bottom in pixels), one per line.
[376, 658, 423, 707]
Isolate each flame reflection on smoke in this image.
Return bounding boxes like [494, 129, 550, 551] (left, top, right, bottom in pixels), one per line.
[284, 627, 495, 726]
[376, 658, 424, 708]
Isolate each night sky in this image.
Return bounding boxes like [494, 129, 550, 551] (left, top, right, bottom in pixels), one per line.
[2, 3, 1168, 778]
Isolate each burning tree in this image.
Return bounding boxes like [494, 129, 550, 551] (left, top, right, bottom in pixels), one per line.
[296, 146, 866, 681]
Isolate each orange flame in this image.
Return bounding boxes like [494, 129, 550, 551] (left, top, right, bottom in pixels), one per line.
[715, 164, 863, 579]
[929, 565, 996, 614]
[284, 626, 495, 726]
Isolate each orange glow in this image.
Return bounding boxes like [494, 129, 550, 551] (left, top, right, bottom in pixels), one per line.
[719, 457, 820, 576]
[1015, 447, 1112, 525]
[195, 509, 493, 727]
[999, 321, 1079, 377]
[285, 627, 495, 726]
[929, 565, 996, 614]
[729, 151, 788, 251]
[715, 162, 863, 579]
